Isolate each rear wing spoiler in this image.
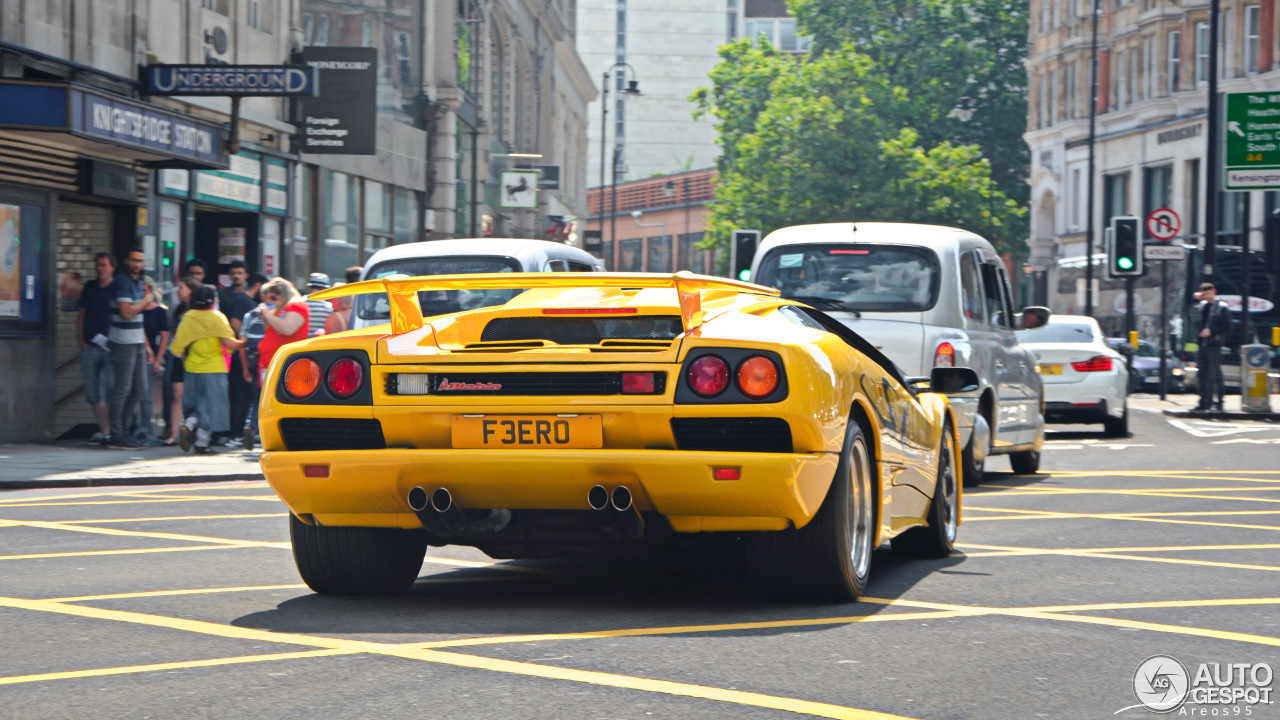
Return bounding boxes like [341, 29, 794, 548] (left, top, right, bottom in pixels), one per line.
[309, 271, 780, 335]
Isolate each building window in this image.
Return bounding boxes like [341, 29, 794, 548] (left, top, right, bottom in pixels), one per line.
[726, 0, 739, 42]
[314, 15, 329, 46]
[303, 13, 313, 44]
[746, 18, 811, 52]
[1040, 0, 1049, 33]
[1103, 172, 1130, 222]
[1246, 5, 1260, 75]
[1168, 30, 1181, 93]
[1048, 70, 1057, 125]
[1195, 22, 1209, 85]
[678, 232, 705, 273]
[1128, 49, 1138, 104]
[1186, 159, 1200, 235]
[1053, 0, 1060, 27]
[619, 239, 642, 272]
[1065, 62, 1077, 119]
[397, 32, 413, 87]
[1220, 9, 1231, 78]
[647, 235, 671, 272]
[1038, 75, 1048, 129]
[1071, 168, 1083, 231]
[1143, 36, 1154, 99]
[1117, 51, 1127, 109]
[1142, 165, 1173, 228]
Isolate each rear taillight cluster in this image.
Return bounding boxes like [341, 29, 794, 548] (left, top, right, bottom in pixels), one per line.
[284, 356, 365, 399]
[686, 355, 779, 399]
[934, 342, 956, 368]
[1071, 355, 1113, 372]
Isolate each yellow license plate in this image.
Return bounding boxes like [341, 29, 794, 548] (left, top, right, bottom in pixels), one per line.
[1039, 364, 1063, 375]
[452, 415, 603, 449]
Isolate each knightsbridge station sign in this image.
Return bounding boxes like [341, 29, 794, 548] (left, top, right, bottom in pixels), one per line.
[144, 65, 318, 97]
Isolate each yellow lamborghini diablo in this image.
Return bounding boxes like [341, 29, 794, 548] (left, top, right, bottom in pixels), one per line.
[259, 272, 972, 601]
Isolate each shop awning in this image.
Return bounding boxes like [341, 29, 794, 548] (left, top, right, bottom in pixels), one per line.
[0, 80, 227, 169]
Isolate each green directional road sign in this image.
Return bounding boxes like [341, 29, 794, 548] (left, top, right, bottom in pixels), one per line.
[1225, 91, 1280, 190]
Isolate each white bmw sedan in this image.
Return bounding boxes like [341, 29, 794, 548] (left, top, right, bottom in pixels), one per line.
[1016, 315, 1130, 437]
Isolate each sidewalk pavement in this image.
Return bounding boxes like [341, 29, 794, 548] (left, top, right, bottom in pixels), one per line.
[3, 391, 1277, 492]
[0, 441, 264, 490]
[1147, 389, 1280, 421]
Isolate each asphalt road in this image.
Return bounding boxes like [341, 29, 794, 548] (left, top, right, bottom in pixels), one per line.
[1, 398, 1278, 720]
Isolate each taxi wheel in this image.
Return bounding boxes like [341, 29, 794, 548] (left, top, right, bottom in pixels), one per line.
[891, 423, 957, 558]
[1009, 449, 1040, 474]
[289, 514, 427, 595]
[749, 421, 873, 602]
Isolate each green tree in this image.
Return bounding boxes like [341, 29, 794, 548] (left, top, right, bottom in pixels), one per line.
[692, 40, 1024, 262]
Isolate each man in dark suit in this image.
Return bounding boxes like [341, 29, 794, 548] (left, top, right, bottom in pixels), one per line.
[1194, 282, 1231, 412]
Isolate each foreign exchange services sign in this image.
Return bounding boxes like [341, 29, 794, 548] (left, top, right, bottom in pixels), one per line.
[1224, 91, 1280, 190]
[144, 65, 318, 97]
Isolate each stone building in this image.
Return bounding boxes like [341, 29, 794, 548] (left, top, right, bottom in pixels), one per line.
[0, 0, 593, 443]
[1024, 0, 1279, 339]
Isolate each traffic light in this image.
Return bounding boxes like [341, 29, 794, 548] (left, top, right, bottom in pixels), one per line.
[1108, 216, 1143, 277]
[731, 229, 760, 282]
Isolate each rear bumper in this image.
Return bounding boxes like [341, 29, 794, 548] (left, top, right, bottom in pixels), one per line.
[1045, 400, 1114, 424]
[260, 448, 839, 533]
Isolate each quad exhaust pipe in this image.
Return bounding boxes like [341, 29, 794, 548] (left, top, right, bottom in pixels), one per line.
[588, 484, 645, 540]
[407, 486, 509, 537]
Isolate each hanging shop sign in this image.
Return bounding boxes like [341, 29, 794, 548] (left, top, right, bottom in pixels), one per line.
[298, 47, 377, 155]
[195, 151, 262, 211]
[144, 65, 318, 97]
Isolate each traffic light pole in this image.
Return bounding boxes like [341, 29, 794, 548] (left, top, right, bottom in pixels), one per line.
[1125, 277, 1136, 378]
[1159, 259, 1168, 400]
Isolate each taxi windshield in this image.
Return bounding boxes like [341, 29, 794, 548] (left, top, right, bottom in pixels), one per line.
[754, 244, 940, 312]
[354, 256, 523, 321]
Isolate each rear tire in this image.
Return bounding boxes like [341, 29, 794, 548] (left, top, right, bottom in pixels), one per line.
[961, 413, 988, 488]
[749, 421, 874, 602]
[290, 514, 427, 595]
[891, 423, 958, 558]
[1009, 449, 1040, 474]
[1103, 404, 1129, 438]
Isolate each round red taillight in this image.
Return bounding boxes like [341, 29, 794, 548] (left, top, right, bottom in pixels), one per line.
[687, 355, 730, 397]
[284, 358, 321, 399]
[736, 355, 779, 399]
[326, 357, 364, 398]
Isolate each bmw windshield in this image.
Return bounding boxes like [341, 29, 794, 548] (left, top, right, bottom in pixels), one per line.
[754, 244, 941, 312]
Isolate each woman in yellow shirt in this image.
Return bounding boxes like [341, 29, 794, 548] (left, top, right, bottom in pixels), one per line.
[168, 284, 245, 454]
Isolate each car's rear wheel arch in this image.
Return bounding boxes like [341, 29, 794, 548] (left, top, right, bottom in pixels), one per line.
[848, 399, 882, 547]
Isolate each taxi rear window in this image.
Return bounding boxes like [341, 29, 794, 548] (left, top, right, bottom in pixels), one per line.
[755, 244, 940, 312]
[354, 256, 522, 320]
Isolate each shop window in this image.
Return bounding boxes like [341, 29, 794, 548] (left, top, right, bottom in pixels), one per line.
[678, 232, 705, 273]
[321, 170, 360, 279]
[618, 239, 642, 272]
[0, 199, 46, 334]
[393, 188, 419, 244]
[647, 235, 671, 272]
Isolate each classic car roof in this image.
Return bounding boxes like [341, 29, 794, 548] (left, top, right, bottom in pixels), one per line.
[311, 272, 780, 335]
[362, 238, 601, 270]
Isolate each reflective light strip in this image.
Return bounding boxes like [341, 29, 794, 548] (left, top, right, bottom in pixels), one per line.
[394, 374, 432, 395]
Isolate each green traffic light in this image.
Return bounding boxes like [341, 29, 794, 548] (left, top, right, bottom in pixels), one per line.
[1117, 257, 1134, 270]
[738, 269, 751, 281]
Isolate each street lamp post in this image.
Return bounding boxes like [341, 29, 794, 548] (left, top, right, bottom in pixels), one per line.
[599, 64, 641, 268]
[1084, 0, 1101, 317]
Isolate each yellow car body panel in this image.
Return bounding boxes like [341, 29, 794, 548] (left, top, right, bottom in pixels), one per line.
[259, 273, 960, 547]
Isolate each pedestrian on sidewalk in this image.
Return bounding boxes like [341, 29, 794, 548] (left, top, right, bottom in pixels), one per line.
[77, 252, 116, 445]
[304, 273, 332, 337]
[1194, 282, 1230, 412]
[135, 275, 169, 445]
[169, 284, 245, 454]
[107, 248, 151, 449]
[236, 289, 271, 450]
[222, 265, 259, 447]
[161, 277, 201, 446]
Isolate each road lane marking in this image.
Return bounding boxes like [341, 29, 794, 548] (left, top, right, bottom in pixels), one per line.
[0, 649, 351, 686]
[961, 543, 1280, 556]
[1021, 597, 1280, 613]
[1168, 418, 1270, 438]
[51, 513, 287, 524]
[383, 647, 919, 720]
[0, 545, 253, 561]
[958, 543, 1280, 571]
[958, 506, 1280, 532]
[0, 483, 271, 506]
[1002, 609, 1280, 648]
